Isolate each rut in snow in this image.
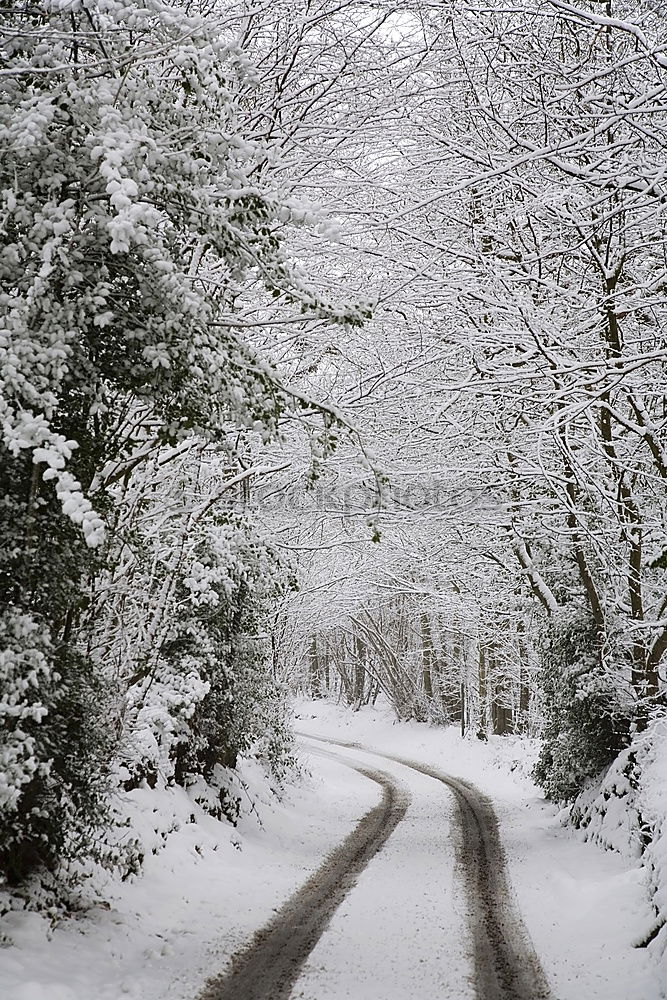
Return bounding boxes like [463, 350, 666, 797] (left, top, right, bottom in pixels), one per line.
[197, 755, 409, 1000]
[197, 736, 553, 1000]
[306, 735, 554, 1000]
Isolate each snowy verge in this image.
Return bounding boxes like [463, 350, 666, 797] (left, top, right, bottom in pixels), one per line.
[294, 695, 665, 1000]
[568, 714, 667, 964]
[0, 754, 376, 1000]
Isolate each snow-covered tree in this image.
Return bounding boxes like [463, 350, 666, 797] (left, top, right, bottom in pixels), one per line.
[0, 0, 363, 885]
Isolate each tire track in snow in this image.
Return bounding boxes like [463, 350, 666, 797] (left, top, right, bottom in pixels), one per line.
[301, 733, 554, 1000]
[197, 753, 409, 1000]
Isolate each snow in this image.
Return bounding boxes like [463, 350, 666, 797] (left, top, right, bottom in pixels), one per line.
[293, 746, 473, 1000]
[294, 698, 665, 1000]
[0, 758, 375, 1000]
[645, 720, 667, 965]
[1, 698, 665, 1000]
[568, 714, 667, 965]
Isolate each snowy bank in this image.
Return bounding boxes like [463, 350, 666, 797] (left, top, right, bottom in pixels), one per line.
[0, 756, 374, 1000]
[569, 714, 667, 969]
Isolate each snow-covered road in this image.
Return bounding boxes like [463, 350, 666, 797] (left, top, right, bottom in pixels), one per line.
[291, 740, 474, 1000]
[201, 734, 551, 1000]
[292, 703, 662, 1000]
[292, 735, 551, 1000]
[1, 699, 662, 1000]
[199, 748, 410, 1000]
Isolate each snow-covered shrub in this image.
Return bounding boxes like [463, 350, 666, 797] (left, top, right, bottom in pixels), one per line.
[108, 501, 297, 821]
[533, 606, 632, 801]
[0, 609, 113, 885]
[0, 613, 52, 823]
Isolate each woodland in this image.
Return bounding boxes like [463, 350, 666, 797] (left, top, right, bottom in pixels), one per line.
[0, 0, 666, 918]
